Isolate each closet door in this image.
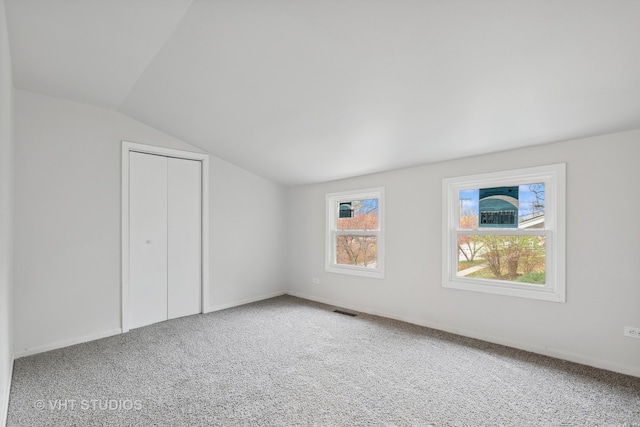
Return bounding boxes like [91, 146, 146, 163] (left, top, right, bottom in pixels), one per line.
[129, 152, 168, 329]
[167, 157, 202, 319]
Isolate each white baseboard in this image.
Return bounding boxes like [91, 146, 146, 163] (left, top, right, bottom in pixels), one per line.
[13, 329, 122, 359]
[287, 291, 640, 378]
[206, 290, 287, 313]
[1, 354, 13, 427]
[287, 290, 429, 326]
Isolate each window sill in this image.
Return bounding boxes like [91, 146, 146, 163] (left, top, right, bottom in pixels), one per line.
[443, 277, 565, 302]
[326, 264, 385, 279]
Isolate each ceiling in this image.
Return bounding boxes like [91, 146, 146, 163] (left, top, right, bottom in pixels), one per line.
[6, 0, 640, 186]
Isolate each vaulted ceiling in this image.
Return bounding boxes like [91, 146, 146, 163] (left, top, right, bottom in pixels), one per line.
[6, 0, 640, 185]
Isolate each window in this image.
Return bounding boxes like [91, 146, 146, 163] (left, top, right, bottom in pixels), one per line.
[326, 188, 385, 279]
[442, 164, 565, 302]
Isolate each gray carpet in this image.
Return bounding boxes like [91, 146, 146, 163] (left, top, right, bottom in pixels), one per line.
[7, 295, 640, 426]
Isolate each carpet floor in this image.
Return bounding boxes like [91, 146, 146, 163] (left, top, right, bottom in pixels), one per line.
[7, 295, 640, 426]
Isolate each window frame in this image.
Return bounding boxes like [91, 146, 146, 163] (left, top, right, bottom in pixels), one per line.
[442, 164, 566, 302]
[326, 187, 385, 279]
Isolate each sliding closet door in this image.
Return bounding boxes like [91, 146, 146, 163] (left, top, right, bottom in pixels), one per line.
[167, 157, 202, 319]
[129, 152, 168, 329]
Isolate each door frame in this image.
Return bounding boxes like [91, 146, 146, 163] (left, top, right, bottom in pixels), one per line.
[121, 141, 210, 333]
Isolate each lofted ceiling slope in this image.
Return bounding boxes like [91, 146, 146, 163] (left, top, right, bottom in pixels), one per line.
[6, 0, 640, 186]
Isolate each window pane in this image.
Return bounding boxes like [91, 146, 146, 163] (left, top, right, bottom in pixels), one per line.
[457, 235, 546, 285]
[337, 198, 379, 230]
[459, 189, 479, 229]
[518, 183, 545, 229]
[459, 183, 545, 230]
[336, 235, 378, 268]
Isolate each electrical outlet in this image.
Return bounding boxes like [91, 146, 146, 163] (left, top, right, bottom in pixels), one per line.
[624, 326, 640, 339]
[312, 277, 320, 285]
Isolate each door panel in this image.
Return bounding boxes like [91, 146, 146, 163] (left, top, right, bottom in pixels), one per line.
[167, 157, 202, 319]
[129, 152, 168, 329]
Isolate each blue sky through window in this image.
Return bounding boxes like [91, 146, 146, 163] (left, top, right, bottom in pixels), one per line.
[355, 198, 378, 215]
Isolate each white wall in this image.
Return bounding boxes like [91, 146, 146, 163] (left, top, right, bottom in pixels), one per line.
[13, 90, 286, 355]
[286, 130, 640, 377]
[209, 156, 286, 311]
[0, 0, 13, 423]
